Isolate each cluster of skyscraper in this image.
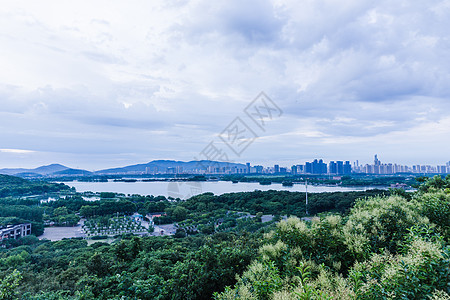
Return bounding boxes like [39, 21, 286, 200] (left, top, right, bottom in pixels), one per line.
[352, 155, 450, 175]
[246, 155, 450, 175]
[142, 155, 450, 175]
[245, 159, 352, 175]
[288, 159, 352, 175]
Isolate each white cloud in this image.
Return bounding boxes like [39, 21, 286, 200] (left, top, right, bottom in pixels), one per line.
[0, 149, 35, 154]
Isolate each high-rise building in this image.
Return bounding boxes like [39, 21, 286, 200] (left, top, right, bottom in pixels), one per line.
[311, 159, 327, 174]
[246, 162, 251, 173]
[274, 164, 280, 173]
[291, 165, 298, 175]
[438, 166, 447, 173]
[386, 164, 392, 174]
[311, 159, 318, 173]
[329, 161, 337, 174]
[374, 154, 381, 166]
[344, 161, 352, 174]
[305, 162, 312, 173]
[337, 161, 344, 175]
[364, 164, 373, 173]
[254, 165, 263, 174]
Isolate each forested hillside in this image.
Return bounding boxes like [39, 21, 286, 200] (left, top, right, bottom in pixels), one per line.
[0, 174, 70, 197]
[0, 176, 448, 299]
[0, 175, 71, 236]
[216, 175, 450, 299]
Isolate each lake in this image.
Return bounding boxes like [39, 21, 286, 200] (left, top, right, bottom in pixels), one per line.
[64, 180, 380, 199]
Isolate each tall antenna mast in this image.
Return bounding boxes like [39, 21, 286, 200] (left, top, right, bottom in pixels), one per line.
[305, 178, 308, 215]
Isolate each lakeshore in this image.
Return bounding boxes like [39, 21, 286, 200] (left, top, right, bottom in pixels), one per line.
[63, 180, 381, 199]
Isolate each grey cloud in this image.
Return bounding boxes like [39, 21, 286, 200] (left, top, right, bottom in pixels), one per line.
[180, 0, 284, 46]
[1, 0, 450, 168]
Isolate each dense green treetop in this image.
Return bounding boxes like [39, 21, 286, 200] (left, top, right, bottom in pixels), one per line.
[0, 175, 448, 299]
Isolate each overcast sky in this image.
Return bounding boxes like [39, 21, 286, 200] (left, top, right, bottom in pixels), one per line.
[1, 0, 450, 170]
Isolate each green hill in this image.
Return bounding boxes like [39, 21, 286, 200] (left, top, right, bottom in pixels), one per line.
[0, 174, 70, 197]
[0, 174, 28, 185]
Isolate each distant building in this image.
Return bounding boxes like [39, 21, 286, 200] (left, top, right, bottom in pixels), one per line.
[274, 164, 280, 173]
[344, 161, 352, 174]
[132, 213, 143, 223]
[291, 165, 298, 175]
[374, 154, 381, 166]
[0, 224, 31, 241]
[254, 165, 264, 174]
[167, 167, 176, 174]
[329, 161, 337, 174]
[337, 161, 344, 175]
[310, 159, 327, 174]
[305, 162, 312, 174]
[390, 183, 407, 189]
[437, 165, 448, 174]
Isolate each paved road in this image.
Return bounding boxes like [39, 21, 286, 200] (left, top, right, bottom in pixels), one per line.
[40, 224, 84, 241]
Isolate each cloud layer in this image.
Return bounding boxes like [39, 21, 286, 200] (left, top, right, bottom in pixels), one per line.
[1, 0, 450, 169]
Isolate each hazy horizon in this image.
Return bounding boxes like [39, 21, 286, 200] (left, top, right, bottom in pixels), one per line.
[1, 1, 450, 170]
[1, 155, 448, 173]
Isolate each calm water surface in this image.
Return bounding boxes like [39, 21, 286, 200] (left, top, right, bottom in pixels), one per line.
[65, 180, 379, 199]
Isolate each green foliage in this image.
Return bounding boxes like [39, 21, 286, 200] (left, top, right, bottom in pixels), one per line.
[48, 206, 80, 227]
[216, 186, 450, 300]
[0, 175, 69, 197]
[0, 270, 22, 300]
[353, 239, 450, 299]
[1, 176, 448, 299]
[183, 189, 388, 216]
[346, 195, 428, 254]
[99, 192, 116, 199]
[0, 233, 260, 299]
[172, 206, 188, 222]
[79, 200, 136, 217]
[267, 215, 354, 273]
[417, 175, 450, 193]
[418, 190, 450, 240]
[50, 195, 90, 212]
[0, 205, 43, 222]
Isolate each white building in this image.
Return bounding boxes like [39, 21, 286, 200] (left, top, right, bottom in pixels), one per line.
[0, 223, 32, 241]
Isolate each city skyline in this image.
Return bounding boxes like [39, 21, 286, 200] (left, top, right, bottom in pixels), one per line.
[1, 154, 449, 176]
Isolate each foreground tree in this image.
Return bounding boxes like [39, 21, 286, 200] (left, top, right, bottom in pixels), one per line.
[215, 190, 450, 299]
[0, 270, 22, 300]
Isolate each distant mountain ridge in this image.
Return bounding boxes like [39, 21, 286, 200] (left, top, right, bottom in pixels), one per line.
[0, 164, 69, 176]
[0, 160, 247, 177]
[95, 160, 246, 174]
